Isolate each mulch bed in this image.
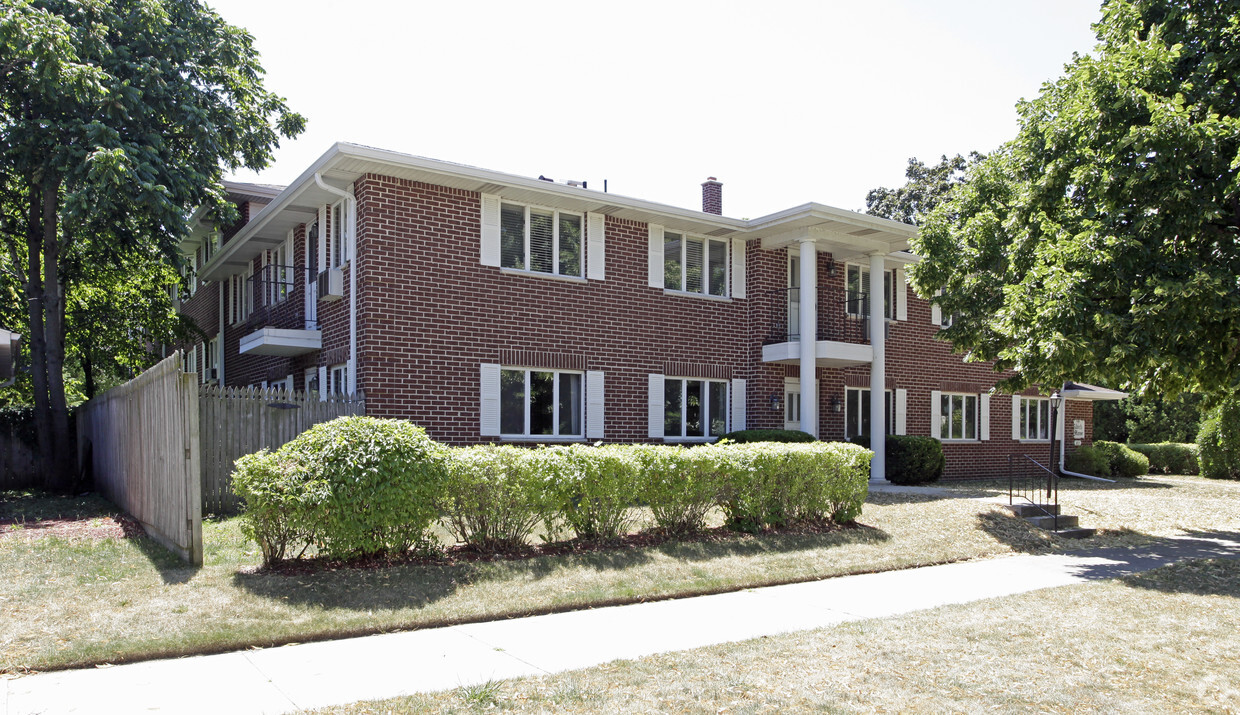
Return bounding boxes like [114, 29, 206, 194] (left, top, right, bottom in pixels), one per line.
[0, 513, 144, 541]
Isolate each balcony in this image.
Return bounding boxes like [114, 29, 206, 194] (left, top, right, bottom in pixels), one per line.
[762, 286, 874, 367]
[239, 265, 321, 357]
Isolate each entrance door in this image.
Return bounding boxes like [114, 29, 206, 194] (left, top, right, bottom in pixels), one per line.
[784, 378, 801, 431]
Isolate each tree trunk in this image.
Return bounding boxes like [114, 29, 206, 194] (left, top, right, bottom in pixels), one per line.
[81, 348, 96, 400]
[24, 181, 54, 490]
[41, 181, 76, 490]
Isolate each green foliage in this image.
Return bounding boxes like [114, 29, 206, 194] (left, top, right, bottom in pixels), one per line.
[865, 153, 983, 226]
[1127, 443, 1200, 475]
[1197, 396, 1240, 480]
[631, 445, 722, 536]
[440, 445, 549, 553]
[1094, 441, 1151, 479]
[1093, 394, 1204, 444]
[717, 442, 871, 532]
[906, 1, 1240, 397]
[716, 429, 815, 444]
[276, 417, 448, 559]
[540, 445, 641, 542]
[849, 435, 944, 485]
[231, 449, 322, 565]
[1065, 445, 1113, 479]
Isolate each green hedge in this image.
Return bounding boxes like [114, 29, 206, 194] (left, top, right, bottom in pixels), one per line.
[1127, 443, 1200, 475]
[849, 435, 944, 485]
[716, 429, 815, 444]
[440, 445, 550, 553]
[1197, 396, 1240, 480]
[632, 445, 722, 536]
[1066, 441, 1149, 478]
[717, 442, 871, 532]
[540, 445, 642, 542]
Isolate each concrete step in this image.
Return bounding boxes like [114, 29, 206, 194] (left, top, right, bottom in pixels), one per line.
[1026, 514, 1080, 530]
[1056, 527, 1097, 539]
[1007, 503, 1061, 517]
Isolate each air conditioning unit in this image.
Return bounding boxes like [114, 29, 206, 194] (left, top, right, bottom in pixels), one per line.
[317, 268, 343, 301]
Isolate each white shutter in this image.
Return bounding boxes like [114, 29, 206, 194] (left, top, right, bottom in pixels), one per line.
[648, 373, 664, 438]
[1012, 395, 1022, 440]
[930, 390, 942, 440]
[980, 393, 991, 440]
[586, 212, 606, 280]
[480, 194, 501, 267]
[730, 378, 746, 431]
[648, 224, 664, 288]
[931, 301, 941, 327]
[896, 268, 908, 321]
[317, 205, 327, 273]
[318, 366, 327, 402]
[895, 388, 907, 435]
[586, 370, 605, 439]
[731, 238, 746, 299]
[480, 363, 501, 436]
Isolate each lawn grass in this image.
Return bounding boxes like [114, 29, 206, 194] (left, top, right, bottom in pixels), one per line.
[320, 557, 1240, 713]
[2, 474, 1237, 674]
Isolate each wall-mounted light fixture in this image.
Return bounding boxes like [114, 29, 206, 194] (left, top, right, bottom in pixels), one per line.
[770, 392, 781, 412]
[826, 258, 838, 278]
[830, 395, 842, 413]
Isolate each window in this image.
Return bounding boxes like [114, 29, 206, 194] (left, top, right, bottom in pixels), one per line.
[305, 367, 319, 396]
[664, 232, 727, 296]
[200, 334, 220, 384]
[265, 237, 293, 304]
[329, 363, 348, 395]
[499, 368, 583, 437]
[331, 200, 349, 268]
[846, 265, 896, 319]
[845, 388, 895, 439]
[939, 393, 979, 440]
[664, 378, 728, 439]
[1019, 397, 1051, 441]
[499, 202, 582, 277]
[933, 288, 955, 329]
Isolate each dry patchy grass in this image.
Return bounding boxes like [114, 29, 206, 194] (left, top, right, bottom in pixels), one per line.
[321, 558, 1240, 714]
[2, 476, 1237, 675]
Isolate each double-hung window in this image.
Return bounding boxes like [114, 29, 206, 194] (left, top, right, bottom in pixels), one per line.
[664, 232, 727, 297]
[500, 368, 583, 437]
[329, 363, 348, 395]
[845, 388, 895, 439]
[266, 237, 293, 305]
[939, 393, 979, 440]
[664, 378, 728, 439]
[846, 265, 896, 319]
[500, 203, 583, 277]
[1018, 397, 1051, 441]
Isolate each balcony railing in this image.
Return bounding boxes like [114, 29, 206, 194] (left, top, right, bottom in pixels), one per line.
[245, 265, 316, 331]
[764, 286, 870, 345]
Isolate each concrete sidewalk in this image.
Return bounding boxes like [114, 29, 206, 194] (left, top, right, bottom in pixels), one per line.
[5, 532, 1239, 715]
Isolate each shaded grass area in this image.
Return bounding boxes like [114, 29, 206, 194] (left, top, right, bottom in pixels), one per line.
[3, 475, 1238, 674]
[319, 558, 1240, 714]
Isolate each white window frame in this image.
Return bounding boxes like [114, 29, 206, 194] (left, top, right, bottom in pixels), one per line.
[663, 377, 729, 441]
[1018, 397, 1052, 442]
[664, 231, 729, 297]
[938, 392, 980, 441]
[498, 201, 584, 278]
[844, 387, 896, 440]
[265, 234, 293, 305]
[329, 363, 348, 396]
[330, 200, 349, 269]
[845, 264, 896, 320]
[499, 367, 584, 439]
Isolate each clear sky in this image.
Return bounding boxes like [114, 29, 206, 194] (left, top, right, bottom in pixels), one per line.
[205, 0, 1103, 220]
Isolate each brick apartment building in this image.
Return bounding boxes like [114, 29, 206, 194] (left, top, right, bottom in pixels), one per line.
[178, 143, 1123, 480]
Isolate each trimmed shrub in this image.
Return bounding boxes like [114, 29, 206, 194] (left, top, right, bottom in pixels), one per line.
[1065, 445, 1110, 477]
[541, 444, 641, 542]
[849, 435, 944, 485]
[277, 416, 449, 558]
[231, 449, 322, 566]
[716, 429, 815, 444]
[1094, 440, 1150, 478]
[632, 444, 722, 536]
[717, 442, 871, 532]
[1127, 443, 1200, 475]
[441, 445, 549, 552]
[1197, 396, 1240, 480]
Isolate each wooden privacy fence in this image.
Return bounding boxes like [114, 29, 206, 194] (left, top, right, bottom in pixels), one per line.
[78, 353, 202, 565]
[199, 386, 365, 514]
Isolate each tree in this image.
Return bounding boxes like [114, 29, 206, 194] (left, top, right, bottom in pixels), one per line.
[908, 0, 1240, 399]
[865, 153, 982, 226]
[0, 0, 304, 489]
[1092, 392, 1204, 443]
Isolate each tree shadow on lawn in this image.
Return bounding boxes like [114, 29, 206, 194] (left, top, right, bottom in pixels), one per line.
[132, 536, 200, 585]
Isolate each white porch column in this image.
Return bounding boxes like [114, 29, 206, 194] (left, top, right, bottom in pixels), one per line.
[869, 251, 887, 482]
[799, 239, 818, 439]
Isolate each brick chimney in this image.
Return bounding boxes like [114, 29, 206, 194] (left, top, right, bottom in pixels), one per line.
[701, 177, 722, 215]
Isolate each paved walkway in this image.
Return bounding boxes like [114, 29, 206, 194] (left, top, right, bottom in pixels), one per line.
[5, 532, 1239, 715]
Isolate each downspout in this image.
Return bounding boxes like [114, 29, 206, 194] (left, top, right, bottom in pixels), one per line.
[314, 173, 358, 396]
[217, 281, 225, 387]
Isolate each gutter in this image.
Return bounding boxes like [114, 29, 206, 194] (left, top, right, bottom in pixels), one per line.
[314, 173, 358, 396]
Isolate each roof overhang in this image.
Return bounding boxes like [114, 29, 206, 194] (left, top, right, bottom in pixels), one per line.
[746, 203, 917, 262]
[1061, 382, 1129, 401]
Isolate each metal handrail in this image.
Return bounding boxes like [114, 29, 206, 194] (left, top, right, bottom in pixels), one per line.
[764, 286, 871, 345]
[245, 265, 317, 331]
[1009, 453, 1059, 531]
